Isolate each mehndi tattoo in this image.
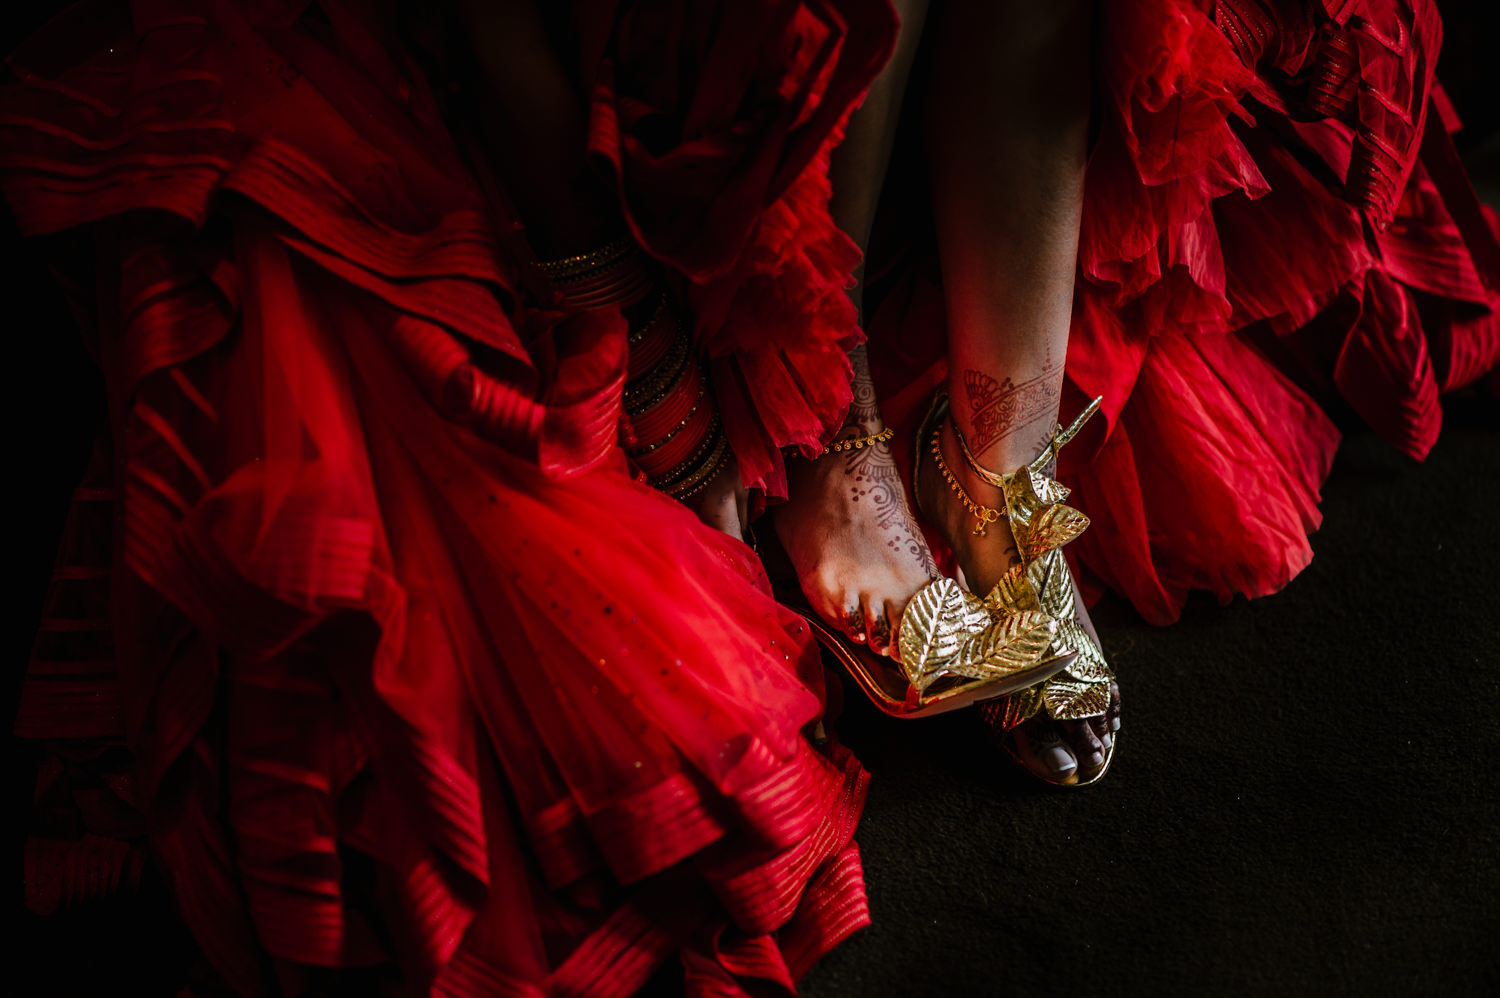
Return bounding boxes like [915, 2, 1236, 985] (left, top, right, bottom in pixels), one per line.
[962, 358, 1065, 456]
[841, 345, 941, 580]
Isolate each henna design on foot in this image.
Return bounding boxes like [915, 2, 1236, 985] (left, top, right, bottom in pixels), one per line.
[841, 347, 941, 580]
[844, 609, 866, 639]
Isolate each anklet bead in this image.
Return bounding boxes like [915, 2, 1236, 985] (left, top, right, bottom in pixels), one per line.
[930, 423, 1006, 536]
[822, 426, 894, 454]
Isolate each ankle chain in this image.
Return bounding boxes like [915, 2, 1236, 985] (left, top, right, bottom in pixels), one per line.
[823, 426, 893, 454]
[929, 420, 1006, 536]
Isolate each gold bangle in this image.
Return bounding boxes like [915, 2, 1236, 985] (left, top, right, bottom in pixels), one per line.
[650, 415, 723, 488]
[624, 328, 691, 415]
[929, 421, 1006, 537]
[822, 426, 894, 454]
[536, 239, 635, 281]
[628, 293, 670, 346]
[664, 430, 732, 500]
[629, 387, 708, 455]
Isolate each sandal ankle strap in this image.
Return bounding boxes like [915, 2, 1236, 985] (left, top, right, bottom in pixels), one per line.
[951, 395, 1104, 490]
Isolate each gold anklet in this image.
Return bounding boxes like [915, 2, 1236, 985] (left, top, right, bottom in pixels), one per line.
[823, 426, 894, 454]
[929, 421, 1005, 536]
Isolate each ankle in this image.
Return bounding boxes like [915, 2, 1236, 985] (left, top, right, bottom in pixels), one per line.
[940, 419, 1003, 507]
[948, 402, 1061, 484]
[926, 417, 1005, 541]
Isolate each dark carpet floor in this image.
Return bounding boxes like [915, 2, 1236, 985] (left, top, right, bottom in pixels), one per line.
[801, 394, 1500, 998]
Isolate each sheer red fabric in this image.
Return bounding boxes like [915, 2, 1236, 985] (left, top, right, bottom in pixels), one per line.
[870, 0, 1500, 625]
[3, 0, 891, 993]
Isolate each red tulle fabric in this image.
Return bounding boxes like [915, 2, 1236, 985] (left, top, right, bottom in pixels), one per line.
[3, 0, 890, 994]
[582, 0, 896, 498]
[872, 0, 1500, 625]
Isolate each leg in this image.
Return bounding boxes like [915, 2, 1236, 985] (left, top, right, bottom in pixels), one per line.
[773, 0, 938, 655]
[916, 0, 1120, 782]
[448, 0, 748, 536]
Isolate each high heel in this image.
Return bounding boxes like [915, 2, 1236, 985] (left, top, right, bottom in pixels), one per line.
[775, 405, 1076, 718]
[791, 575, 1070, 717]
[920, 392, 1117, 786]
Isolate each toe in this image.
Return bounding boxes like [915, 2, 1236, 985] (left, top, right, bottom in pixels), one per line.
[1014, 723, 1078, 782]
[1063, 718, 1105, 772]
[883, 598, 907, 658]
[841, 603, 867, 644]
[1107, 680, 1122, 732]
[811, 581, 864, 644]
[1088, 714, 1112, 754]
[864, 599, 893, 656]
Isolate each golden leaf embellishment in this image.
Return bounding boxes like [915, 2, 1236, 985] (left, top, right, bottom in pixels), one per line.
[1056, 620, 1113, 682]
[1027, 548, 1076, 621]
[1032, 474, 1070, 506]
[948, 611, 1057, 681]
[983, 564, 1040, 615]
[1000, 471, 1045, 527]
[959, 589, 994, 632]
[983, 685, 1046, 731]
[1042, 677, 1111, 720]
[1024, 503, 1090, 557]
[898, 578, 984, 690]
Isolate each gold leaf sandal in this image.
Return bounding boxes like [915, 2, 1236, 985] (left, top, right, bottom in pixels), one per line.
[917, 393, 1117, 787]
[781, 423, 1075, 718]
[794, 572, 1073, 718]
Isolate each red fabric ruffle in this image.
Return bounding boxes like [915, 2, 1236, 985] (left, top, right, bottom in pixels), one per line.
[583, 0, 898, 498]
[3, 1, 884, 993]
[871, 0, 1500, 625]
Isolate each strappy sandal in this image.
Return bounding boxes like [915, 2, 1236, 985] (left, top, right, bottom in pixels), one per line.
[791, 571, 1072, 717]
[916, 393, 1117, 786]
[772, 422, 1075, 718]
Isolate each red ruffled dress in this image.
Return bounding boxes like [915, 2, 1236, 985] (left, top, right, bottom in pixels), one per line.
[870, 0, 1500, 625]
[5, 0, 893, 994]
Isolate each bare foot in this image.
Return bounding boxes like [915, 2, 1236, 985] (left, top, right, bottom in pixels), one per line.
[772, 345, 938, 656]
[916, 410, 1120, 783]
[683, 459, 750, 540]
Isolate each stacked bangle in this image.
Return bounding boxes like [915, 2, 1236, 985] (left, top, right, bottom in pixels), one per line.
[655, 427, 731, 500]
[540, 240, 730, 499]
[538, 239, 652, 310]
[619, 300, 729, 495]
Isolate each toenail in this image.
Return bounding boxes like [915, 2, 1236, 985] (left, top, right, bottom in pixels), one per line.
[1110, 717, 1121, 732]
[1101, 734, 1113, 751]
[1043, 746, 1076, 774]
[1088, 750, 1104, 767]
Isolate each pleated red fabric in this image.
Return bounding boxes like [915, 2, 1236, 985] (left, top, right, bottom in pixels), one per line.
[3, 0, 891, 993]
[870, 0, 1500, 625]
